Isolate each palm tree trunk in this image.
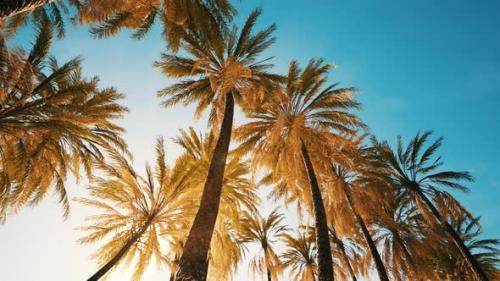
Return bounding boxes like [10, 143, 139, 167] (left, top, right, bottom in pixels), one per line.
[412, 187, 489, 281]
[300, 142, 334, 281]
[87, 221, 151, 281]
[175, 93, 234, 281]
[0, 0, 52, 19]
[342, 184, 389, 281]
[354, 212, 390, 281]
[331, 227, 357, 281]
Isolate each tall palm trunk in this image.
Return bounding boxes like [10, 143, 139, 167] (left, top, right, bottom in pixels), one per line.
[263, 245, 273, 281]
[412, 186, 489, 281]
[0, 0, 52, 19]
[175, 93, 234, 281]
[87, 220, 152, 281]
[354, 212, 390, 281]
[331, 227, 357, 281]
[342, 183, 389, 281]
[300, 142, 334, 281]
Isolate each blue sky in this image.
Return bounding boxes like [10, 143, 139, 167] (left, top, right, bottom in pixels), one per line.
[240, 0, 500, 236]
[1, 0, 499, 280]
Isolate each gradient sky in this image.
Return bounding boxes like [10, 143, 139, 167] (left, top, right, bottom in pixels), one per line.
[1, 0, 499, 280]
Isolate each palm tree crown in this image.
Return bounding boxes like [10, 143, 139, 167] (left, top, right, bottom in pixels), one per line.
[155, 7, 279, 125]
[435, 214, 500, 280]
[237, 209, 289, 281]
[373, 131, 491, 281]
[281, 231, 318, 281]
[374, 131, 473, 204]
[236, 58, 362, 204]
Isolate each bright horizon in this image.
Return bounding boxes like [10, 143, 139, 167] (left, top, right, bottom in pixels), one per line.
[1, 0, 499, 280]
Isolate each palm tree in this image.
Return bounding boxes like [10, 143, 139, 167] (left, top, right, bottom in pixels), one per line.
[432, 214, 500, 280]
[373, 131, 490, 281]
[330, 164, 390, 281]
[173, 127, 259, 280]
[281, 231, 318, 281]
[155, 8, 278, 280]
[0, 20, 127, 222]
[78, 138, 195, 281]
[237, 209, 289, 281]
[236, 59, 363, 281]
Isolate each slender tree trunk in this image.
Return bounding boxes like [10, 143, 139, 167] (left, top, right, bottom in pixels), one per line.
[331, 227, 357, 281]
[87, 221, 151, 281]
[174, 93, 234, 281]
[412, 186, 489, 281]
[0, 0, 52, 19]
[342, 183, 389, 281]
[300, 142, 334, 281]
[266, 266, 272, 281]
[354, 212, 390, 281]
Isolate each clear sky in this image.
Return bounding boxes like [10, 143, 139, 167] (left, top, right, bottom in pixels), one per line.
[1, 0, 499, 280]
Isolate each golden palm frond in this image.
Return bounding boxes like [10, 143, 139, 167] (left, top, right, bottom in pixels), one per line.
[0, 20, 127, 222]
[371, 132, 494, 280]
[236, 209, 289, 281]
[280, 230, 318, 281]
[235, 58, 363, 216]
[0, 0, 73, 40]
[79, 0, 235, 48]
[155, 7, 281, 128]
[429, 214, 500, 281]
[78, 138, 196, 280]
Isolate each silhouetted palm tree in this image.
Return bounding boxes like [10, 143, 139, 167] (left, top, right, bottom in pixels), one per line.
[429, 209, 500, 280]
[373, 131, 490, 281]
